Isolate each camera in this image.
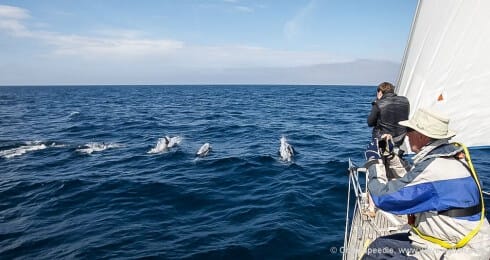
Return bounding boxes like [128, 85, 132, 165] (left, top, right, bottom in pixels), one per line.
[377, 138, 394, 157]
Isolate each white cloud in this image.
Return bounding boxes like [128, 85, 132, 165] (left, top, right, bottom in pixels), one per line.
[0, 5, 30, 19]
[0, 5, 183, 59]
[0, 5, 30, 36]
[0, 4, 338, 65]
[92, 28, 146, 39]
[49, 35, 184, 58]
[235, 6, 254, 13]
[222, 0, 254, 13]
[0, 18, 27, 34]
[284, 0, 316, 40]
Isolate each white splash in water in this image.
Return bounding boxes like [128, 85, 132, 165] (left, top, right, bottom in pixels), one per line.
[148, 136, 182, 154]
[76, 142, 121, 155]
[168, 136, 182, 148]
[0, 141, 48, 159]
[279, 135, 294, 162]
[69, 111, 80, 117]
[50, 142, 66, 148]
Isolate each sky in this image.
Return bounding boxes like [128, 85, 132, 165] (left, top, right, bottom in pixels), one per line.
[0, 0, 418, 85]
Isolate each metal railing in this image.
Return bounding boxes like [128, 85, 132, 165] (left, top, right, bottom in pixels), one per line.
[342, 159, 368, 260]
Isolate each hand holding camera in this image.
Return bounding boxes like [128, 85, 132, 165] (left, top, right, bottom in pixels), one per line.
[365, 134, 395, 161]
[378, 134, 395, 158]
[365, 139, 381, 160]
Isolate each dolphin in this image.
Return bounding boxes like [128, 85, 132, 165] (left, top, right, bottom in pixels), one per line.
[147, 135, 181, 154]
[279, 136, 294, 162]
[196, 142, 211, 157]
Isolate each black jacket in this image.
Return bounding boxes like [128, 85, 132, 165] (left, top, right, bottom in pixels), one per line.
[367, 93, 410, 146]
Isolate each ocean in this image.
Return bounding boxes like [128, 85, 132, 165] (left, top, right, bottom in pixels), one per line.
[1, 85, 489, 259]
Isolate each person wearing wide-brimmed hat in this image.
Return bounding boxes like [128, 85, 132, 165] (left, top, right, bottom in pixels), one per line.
[362, 108, 490, 259]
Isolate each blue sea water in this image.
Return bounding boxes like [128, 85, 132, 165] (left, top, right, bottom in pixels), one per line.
[0, 85, 489, 259]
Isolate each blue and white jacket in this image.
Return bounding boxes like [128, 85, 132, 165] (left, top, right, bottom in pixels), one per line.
[367, 140, 490, 259]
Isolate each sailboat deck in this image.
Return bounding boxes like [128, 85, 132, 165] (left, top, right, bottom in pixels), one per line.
[345, 207, 408, 259]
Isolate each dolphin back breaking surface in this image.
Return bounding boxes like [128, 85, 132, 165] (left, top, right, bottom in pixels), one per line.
[196, 142, 211, 157]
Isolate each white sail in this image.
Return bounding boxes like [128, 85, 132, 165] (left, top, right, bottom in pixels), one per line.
[396, 0, 490, 147]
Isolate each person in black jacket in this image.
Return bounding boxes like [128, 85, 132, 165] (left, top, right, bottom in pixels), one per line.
[367, 82, 410, 147]
[364, 82, 411, 218]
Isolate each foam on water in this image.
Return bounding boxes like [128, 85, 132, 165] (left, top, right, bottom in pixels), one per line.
[0, 141, 52, 159]
[168, 136, 182, 147]
[76, 142, 122, 155]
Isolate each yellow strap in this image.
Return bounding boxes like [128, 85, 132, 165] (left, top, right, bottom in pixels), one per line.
[411, 142, 485, 249]
[359, 238, 371, 260]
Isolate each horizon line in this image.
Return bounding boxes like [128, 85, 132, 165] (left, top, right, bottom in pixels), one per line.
[0, 83, 377, 87]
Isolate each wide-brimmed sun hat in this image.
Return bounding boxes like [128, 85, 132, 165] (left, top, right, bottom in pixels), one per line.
[399, 108, 456, 139]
